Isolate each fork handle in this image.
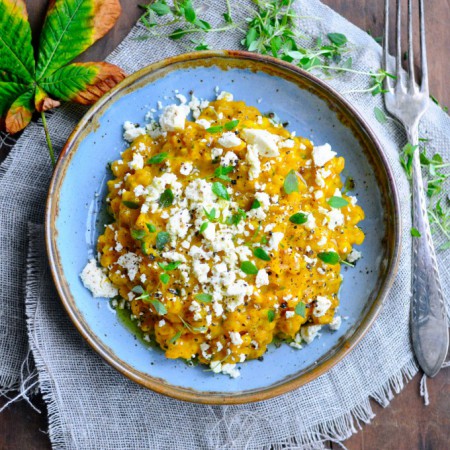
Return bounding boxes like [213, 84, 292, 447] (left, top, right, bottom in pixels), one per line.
[408, 127, 449, 377]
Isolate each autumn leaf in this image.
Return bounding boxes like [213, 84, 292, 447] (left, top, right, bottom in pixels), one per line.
[0, 0, 125, 164]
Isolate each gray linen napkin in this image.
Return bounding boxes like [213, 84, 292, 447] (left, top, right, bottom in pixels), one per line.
[2, 0, 450, 448]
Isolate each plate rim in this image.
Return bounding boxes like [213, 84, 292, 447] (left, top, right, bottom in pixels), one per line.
[45, 50, 402, 405]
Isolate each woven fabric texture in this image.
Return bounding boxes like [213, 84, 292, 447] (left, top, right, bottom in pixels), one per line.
[1, 1, 449, 448]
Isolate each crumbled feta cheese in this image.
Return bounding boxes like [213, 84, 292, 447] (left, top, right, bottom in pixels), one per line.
[217, 91, 233, 101]
[279, 139, 295, 148]
[218, 132, 242, 148]
[300, 325, 322, 344]
[128, 153, 144, 171]
[189, 300, 202, 321]
[221, 363, 241, 378]
[326, 208, 345, 230]
[134, 185, 146, 197]
[285, 311, 295, 319]
[193, 260, 210, 283]
[180, 162, 193, 175]
[255, 269, 269, 288]
[302, 212, 316, 230]
[349, 195, 358, 206]
[229, 331, 243, 346]
[211, 147, 223, 159]
[167, 208, 191, 239]
[161, 251, 186, 262]
[117, 253, 141, 281]
[221, 151, 239, 166]
[312, 143, 336, 167]
[202, 222, 216, 241]
[159, 104, 188, 131]
[196, 118, 211, 129]
[313, 296, 332, 317]
[245, 144, 260, 180]
[80, 259, 118, 298]
[212, 301, 224, 317]
[175, 93, 187, 104]
[314, 190, 324, 200]
[158, 319, 166, 327]
[329, 315, 342, 331]
[123, 121, 146, 142]
[267, 232, 284, 251]
[241, 128, 281, 157]
[347, 248, 362, 263]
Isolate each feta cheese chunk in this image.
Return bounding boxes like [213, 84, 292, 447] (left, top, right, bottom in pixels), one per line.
[221, 151, 239, 166]
[117, 252, 141, 281]
[180, 162, 193, 175]
[329, 315, 342, 331]
[218, 132, 242, 148]
[128, 152, 144, 171]
[347, 248, 362, 263]
[229, 331, 243, 346]
[245, 144, 261, 180]
[159, 104, 188, 131]
[300, 325, 322, 344]
[255, 269, 269, 288]
[196, 118, 211, 129]
[217, 91, 234, 101]
[241, 128, 281, 157]
[313, 296, 332, 317]
[312, 143, 336, 167]
[267, 232, 284, 251]
[80, 259, 118, 298]
[123, 121, 146, 142]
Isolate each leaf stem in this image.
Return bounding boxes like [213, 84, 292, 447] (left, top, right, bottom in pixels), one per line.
[41, 111, 55, 167]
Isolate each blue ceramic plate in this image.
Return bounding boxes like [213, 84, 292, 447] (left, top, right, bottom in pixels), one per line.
[46, 51, 401, 404]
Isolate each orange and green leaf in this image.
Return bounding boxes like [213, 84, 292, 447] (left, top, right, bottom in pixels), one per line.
[0, 0, 35, 82]
[36, 0, 121, 80]
[0, 81, 28, 117]
[4, 87, 34, 133]
[0, 0, 124, 166]
[40, 62, 125, 105]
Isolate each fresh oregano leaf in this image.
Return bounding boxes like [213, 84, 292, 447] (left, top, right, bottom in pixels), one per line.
[156, 231, 170, 250]
[327, 196, 349, 208]
[158, 261, 181, 271]
[212, 181, 230, 200]
[318, 251, 340, 265]
[253, 247, 271, 261]
[289, 213, 308, 224]
[284, 170, 299, 194]
[295, 302, 306, 317]
[159, 273, 170, 284]
[148, 152, 168, 164]
[151, 299, 167, 314]
[240, 261, 258, 275]
[158, 188, 174, 208]
[122, 200, 140, 209]
[195, 293, 212, 303]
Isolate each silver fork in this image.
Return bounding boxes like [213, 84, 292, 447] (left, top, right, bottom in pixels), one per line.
[383, 0, 448, 377]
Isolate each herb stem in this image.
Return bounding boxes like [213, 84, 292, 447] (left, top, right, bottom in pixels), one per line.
[41, 111, 55, 167]
[225, 0, 232, 17]
[428, 209, 450, 240]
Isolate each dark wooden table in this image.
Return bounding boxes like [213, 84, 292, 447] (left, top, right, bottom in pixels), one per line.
[1, 1, 449, 449]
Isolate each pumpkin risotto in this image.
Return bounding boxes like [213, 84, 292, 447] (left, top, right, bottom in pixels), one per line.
[81, 91, 364, 378]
